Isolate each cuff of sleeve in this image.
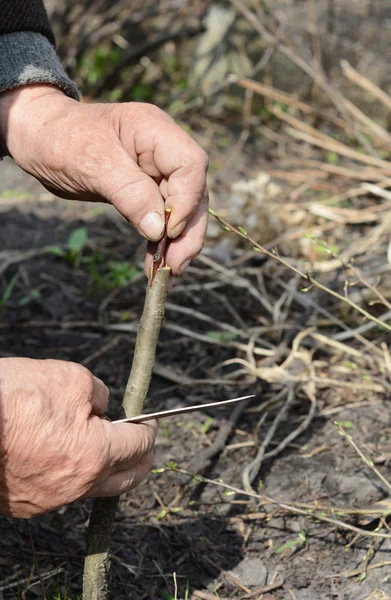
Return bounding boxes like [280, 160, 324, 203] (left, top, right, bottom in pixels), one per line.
[0, 31, 80, 159]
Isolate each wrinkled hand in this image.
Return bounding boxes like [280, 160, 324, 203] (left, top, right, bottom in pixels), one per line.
[0, 358, 157, 518]
[0, 85, 209, 275]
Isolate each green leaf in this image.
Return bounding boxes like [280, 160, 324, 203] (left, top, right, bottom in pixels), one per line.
[335, 420, 353, 429]
[167, 461, 177, 470]
[156, 508, 168, 520]
[1, 272, 20, 306]
[45, 245, 66, 257]
[344, 361, 357, 370]
[238, 226, 247, 235]
[208, 208, 217, 216]
[276, 538, 303, 553]
[152, 468, 166, 474]
[68, 227, 88, 254]
[19, 289, 41, 306]
[107, 261, 139, 287]
[298, 531, 307, 543]
[160, 592, 175, 600]
[206, 330, 237, 341]
[200, 417, 214, 435]
[326, 151, 339, 165]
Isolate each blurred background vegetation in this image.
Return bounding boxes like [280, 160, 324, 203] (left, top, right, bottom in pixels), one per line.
[1, 2, 391, 598]
[46, 0, 390, 119]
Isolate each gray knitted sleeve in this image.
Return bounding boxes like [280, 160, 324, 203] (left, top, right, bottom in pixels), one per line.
[0, 31, 80, 158]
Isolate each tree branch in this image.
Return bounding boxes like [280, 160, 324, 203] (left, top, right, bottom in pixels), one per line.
[82, 266, 171, 600]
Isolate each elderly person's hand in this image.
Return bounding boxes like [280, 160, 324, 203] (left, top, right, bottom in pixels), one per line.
[0, 358, 157, 518]
[0, 85, 209, 275]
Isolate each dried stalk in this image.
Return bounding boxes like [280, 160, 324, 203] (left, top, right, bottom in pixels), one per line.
[82, 266, 171, 600]
[161, 466, 391, 540]
[209, 209, 391, 335]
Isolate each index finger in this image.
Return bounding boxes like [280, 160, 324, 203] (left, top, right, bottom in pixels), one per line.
[150, 124, 209, 238]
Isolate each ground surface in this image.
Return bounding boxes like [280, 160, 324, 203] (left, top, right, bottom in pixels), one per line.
[1, 2, 391, 597]
[0, 158, 390, 600]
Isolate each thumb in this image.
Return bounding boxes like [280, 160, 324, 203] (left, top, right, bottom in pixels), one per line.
[100, 146, 165, 241]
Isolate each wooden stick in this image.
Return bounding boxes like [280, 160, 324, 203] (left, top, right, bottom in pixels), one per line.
[341, 60, 391, 112]
[82, 266, 171, 600]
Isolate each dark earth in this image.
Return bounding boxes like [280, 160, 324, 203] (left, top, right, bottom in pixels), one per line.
[0, 160, 390, 600]
[1, 0, 391, 596]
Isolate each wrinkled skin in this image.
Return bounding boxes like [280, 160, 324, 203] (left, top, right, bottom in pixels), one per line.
[0, 85, 209, 517]
[0, 85, 209, 275]
[0, 358, 157, 518]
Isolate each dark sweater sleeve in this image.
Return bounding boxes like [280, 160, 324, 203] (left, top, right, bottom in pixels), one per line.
[0, 1, 80, 159]
[0, 0, 55, 46]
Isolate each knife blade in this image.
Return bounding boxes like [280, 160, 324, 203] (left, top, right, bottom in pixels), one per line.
[112, 394, 255, 424]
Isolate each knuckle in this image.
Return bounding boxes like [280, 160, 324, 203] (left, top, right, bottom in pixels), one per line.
[199, 149, 209, 171]
[141, 103, 162, 119]
[69, 361, 94, 388]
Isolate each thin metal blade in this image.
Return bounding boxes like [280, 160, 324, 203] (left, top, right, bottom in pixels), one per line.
[112, 394, 255, 424]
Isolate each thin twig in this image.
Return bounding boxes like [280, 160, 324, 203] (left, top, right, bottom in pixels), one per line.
[160, 466, 391, 540]
[242, 387, 294, 490]
[208, 209, 391, 334]
[336, 424, 391, 494]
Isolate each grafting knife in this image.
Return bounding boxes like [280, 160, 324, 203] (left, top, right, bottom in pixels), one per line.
[113, 394, 255, 424]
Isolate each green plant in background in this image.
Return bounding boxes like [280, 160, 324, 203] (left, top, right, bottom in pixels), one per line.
[77, 44, 121, 89]
[0, 271, 20, 307]
[45, 227, 88, 266]
[106, 261, 139, 288]
[130, 82, 154, 102]
[84, 255, 139, 290]
[19, 288, 42, 307]
[276, 530, 307, 553]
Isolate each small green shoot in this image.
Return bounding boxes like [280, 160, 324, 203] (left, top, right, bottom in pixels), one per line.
[276, 530, 307, 553]
[68, 227, 88, 256]
[156, 508, 169, 520]
[105, 261, 138, 288]
[200, 417, 214, 435]
[1, 271, 20, 307]
[326, 150, 339, 164]
[206, 330, 237, 341]
[160, 592, 175, 600]
[85, 256, 139, 290]
[335, 421, 354, 429]
[46, 227, 88, 266]
[19, 289, 41, 306]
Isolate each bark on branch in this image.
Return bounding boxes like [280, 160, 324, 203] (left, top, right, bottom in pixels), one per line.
[82, 266, 171, 599]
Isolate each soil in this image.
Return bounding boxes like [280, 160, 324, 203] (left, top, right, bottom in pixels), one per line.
[1, 159, 391, 600]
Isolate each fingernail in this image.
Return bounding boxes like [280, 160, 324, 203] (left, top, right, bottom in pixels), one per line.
[169, 221, 186, 239]
[178, 258, 191, 275]
[139, 211, 164, 241]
